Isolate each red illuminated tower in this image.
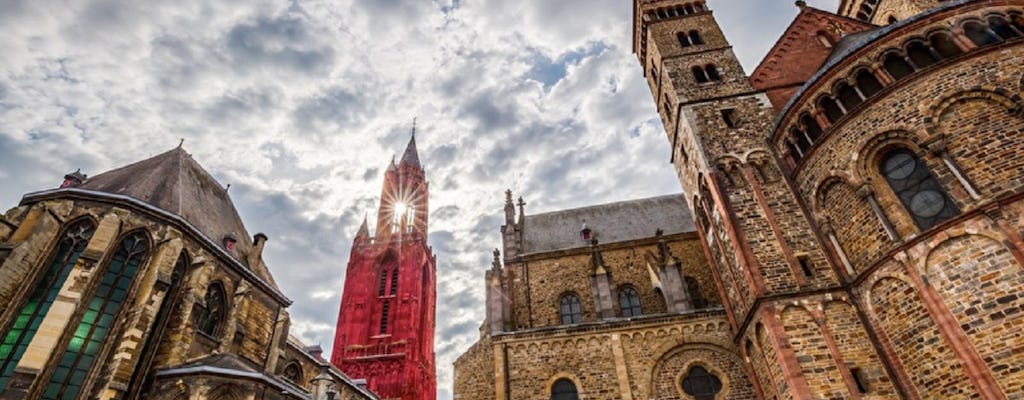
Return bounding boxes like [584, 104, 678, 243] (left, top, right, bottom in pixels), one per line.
[331, 131, 436, 400]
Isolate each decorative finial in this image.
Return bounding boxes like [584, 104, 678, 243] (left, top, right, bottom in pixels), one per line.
[411, 117, 417, 137]
[226, 184, 231, 192]
[178, 138, 184, 148]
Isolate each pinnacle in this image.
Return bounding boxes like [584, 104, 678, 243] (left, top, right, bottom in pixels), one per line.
[399, 124, 421, 168]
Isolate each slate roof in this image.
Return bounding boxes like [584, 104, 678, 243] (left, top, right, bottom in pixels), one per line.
[77, 147, 278, 289]
[521, 194, 694, 255]
[400, 134, 421, 168]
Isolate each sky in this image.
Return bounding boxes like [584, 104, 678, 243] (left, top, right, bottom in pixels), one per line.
[0, 0, 838, 398]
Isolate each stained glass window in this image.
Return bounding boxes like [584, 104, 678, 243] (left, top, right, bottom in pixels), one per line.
[618, 287, 642, 317]
[551, 378, 579, 400]
[43, 231, 148, 399]
[880, 149, 959, 231]
[559, 294, 582, 325]
[195, 282, 227, 337]
[0, 220, 95, 390]
[282, 362, 302, 383]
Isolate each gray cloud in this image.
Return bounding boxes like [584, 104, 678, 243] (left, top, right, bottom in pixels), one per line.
[0, 0, 841, 398]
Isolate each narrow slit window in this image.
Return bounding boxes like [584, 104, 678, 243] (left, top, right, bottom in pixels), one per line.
[721, 109, 739, 128]
[798, 255, 813, 278]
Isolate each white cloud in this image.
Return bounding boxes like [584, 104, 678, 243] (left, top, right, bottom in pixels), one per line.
[0, 0, 840, 398]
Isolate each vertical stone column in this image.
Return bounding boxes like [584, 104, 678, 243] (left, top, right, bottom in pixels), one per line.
[95, 235, 184, 400]
[493, 344, 507, 400]
[609, 334, 634, 400]
[0, 204, 64, 317]
[8, 211, 122, 394]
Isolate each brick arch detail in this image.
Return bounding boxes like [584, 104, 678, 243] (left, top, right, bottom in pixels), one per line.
[923, 87, 1024, 134]
[646, 343, 743, 400]
[853, 129, 929, 182]
[544, 372, 584, 397]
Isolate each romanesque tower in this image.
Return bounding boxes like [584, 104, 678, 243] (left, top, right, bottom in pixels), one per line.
[331, 132, 437, 400]
[635, 0, 1024, 398]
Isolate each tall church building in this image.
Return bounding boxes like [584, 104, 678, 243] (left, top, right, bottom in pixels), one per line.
[457, 0, 1024, 399]
[331, 134, 437, 400]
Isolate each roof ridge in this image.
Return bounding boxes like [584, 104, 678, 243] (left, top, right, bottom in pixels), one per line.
[524, 193, 684, 219]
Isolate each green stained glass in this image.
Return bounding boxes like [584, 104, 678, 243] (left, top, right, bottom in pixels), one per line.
[44, 232, 147, 399]
[0, 220, 94, 391]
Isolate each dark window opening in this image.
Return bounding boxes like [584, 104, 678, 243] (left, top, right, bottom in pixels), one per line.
[283, 363, 302, 383]
[559, 293, 582, 324]
[390, 267, 399, 295]
[930, 33, 963, 59]
[380, 300, 390, 334]
[684, 4, 695, 14]
[798, 255, 814, 278]
[689, 30, 704, 45]
[819, 97, 844, 123]
[964, 22, 999, 46]
[880, 149, 960, 231]
[678, 32, 692, 47]
[705, 65, 721, 81]
[721, 109, 739, 128]
[681, 366, 723, 400]
[197, 282, 227, 337]
[888, 16, 898, 25]
[792, 127, 812, 155]
[551, 378, 579, 400]
[686, 277, 708, 309]
[906, 42, 938, 69]
[801, 114, 823, 141]
[836, 83, 864, 110]
[990, 16, 1022, 40]
[883, 53, 915, 80]
[855, 70, 883, 98]
[693, 66, 709, 83]
[378, 269, 388, 296]
[618, 287, 643, 317]
[851, 367, 869, 393]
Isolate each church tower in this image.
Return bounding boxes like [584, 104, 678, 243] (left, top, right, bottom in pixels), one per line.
[331, 131, 437, 400]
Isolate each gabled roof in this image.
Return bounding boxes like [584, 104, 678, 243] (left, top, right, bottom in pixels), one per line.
[521, 194, 694, 255]
[76, 147, 279, 289]
[750, 5, 874, 110]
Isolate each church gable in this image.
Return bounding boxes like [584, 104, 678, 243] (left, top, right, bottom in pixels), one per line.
[750, 6, 875, 111]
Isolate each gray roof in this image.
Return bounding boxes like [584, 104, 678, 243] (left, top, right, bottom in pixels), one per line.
[77, 147, 278, 288]
[399, 134, 421, 168]
[521, 194, 694, 254]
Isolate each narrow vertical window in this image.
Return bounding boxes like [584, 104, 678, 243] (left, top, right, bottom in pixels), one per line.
[551, 378, 579, 400]
[882, 53, 915, 80]
[850, 367, 869, 393]
[798, 255, 814, 278]
[964, 21, 999, 46]
[618, 287, 642, 317]
[692, 66, 709, 83]
[196, 282, 227, 337]
[390, 267, 399, 295]
[705, 65, 721, 81]
[44, 232, 149, 399]
[379, 300, 390, 334]
[678, 32, 692, 47]
[559, 293, 582, 324]
[880, 149, 960, 230]
[689, 30, 703, 45]
[378, 269, 388, 296]
[721, 109, 739, 128]
[0, 220, 95, 390]
[685, 277, 708, 308]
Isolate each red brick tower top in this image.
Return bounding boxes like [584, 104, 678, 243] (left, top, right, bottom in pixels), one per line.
[331, 130, 437, 400]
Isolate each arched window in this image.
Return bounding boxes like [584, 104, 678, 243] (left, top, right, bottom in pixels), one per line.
[283, 362, 303, 383]
[791, 127, 811, 154]
[929, 33, 963, 58]
[559, 293, 582, 324]
[882, 53, 915, 80]
[816, 31, 836, 48]
[551, 378, 579, 400]
[684, 4, 695, 14]
[818, 96, 844, 123]
[686, 277, 708, 308]
[989, 16, 1022, 40]
[888, 16, 899, 25]
[854, 70, 883, 98]
[880, 149, 960, 230]
[692, 66, 709, 83]
[689, 30, 704, 45]
[0, 220, 95, 390]
[836, 82, 864, 110]
[905, 42, 938, 69]
[681, 366, 723, 400]
[678, 32, 692, 47]
[618, 286, 642, 317]
[44, 231, 149, 399]
[964, 21, 999, 46]
[196, 282, 227, 337]
[390, 267, 399, 295]
[705, 65, 721, 81]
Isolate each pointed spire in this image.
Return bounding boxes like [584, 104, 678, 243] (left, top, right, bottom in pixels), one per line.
[356, 215, 370, 239]
[399, 120, 421, 168]
[387, 155, 398, 171]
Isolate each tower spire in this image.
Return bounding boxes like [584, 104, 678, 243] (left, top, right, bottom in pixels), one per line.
[400, 119, 421, 168]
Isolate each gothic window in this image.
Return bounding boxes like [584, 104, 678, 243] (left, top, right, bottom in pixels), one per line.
[0, 219, 95, 390]
[905, 42, 938, 69]
[44, 231, 149, 399]
[379, 300, 390, 334]
[882, 53, 915, 80]
[930, 33, 963, 58]
[378, 269, 388, 296]
[686, 277, 708, 309]
[681, 366, 723, 400]
[964, 21, 999, 46]
[283, 362, 303, 384]
[854, 70, 883, 98]
[689, 30, 704, 45]
[618, 286, 642, 317]
[559, 293, 582, 325]
[196, 281, 227, 337]
[551, 378, 579, 400]
[390, 267, 399, 295]
[880, 149, 960, 231]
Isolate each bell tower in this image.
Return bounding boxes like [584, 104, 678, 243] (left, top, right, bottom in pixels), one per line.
[633, 1, 901, 398]
[331, 128, 437, 400]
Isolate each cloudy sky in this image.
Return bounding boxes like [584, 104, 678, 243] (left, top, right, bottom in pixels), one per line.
[0, 0, 838, 397]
